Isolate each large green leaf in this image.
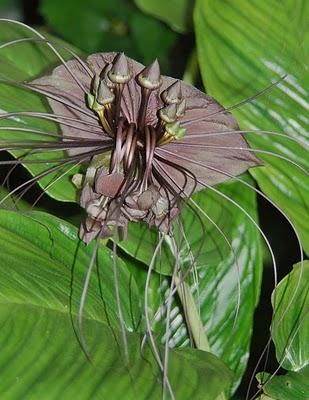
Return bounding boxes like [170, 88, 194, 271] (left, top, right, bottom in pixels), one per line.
[194, 0, 309, 254]
[255, 261, 309, 399]
[0, 210, 141, 331]
[122, 176, 263, 393]
[257, 366, 309, 400]
[271, 261, 309, 371]
[134, 0, 194, 33]
[0, 22, 82, 202]
[0, 210, 233, 399]
[40, 0, 177, 70]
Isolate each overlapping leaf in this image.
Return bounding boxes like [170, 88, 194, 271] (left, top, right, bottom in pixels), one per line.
[194, 0, 309, 254]
[256, 261, 309, 399]
[0, 22, 81, 201]
[0, 210, 233, 399]
[134, 0, 193, 33]
[122, 176, 263, 393]
[40, 0, 177, 70]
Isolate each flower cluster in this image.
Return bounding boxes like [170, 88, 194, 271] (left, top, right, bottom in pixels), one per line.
[31, 52, 259, 243]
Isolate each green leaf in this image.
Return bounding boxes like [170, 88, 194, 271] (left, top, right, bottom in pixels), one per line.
[271, 261, 309, 371]
[0, 210, 233, 399]
[40, 0, 177, 70]
[134, 0, 194, 33]
[0, 22, 82, 202]
[257, 366, 309, 400]
[194, 0, 309, 255]
[121, 176, 263, 393]
[0, 210, 142, 331]
[130, 12, 177, 70]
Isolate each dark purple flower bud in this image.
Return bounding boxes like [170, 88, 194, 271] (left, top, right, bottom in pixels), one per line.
[108, 53, 132, 84]
[137, 59, 162, 90]
[96, 80, 115, 106]
[159, 103, 177, 123]
[161, 81, 182, 104]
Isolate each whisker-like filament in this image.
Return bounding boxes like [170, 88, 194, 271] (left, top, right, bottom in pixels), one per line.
[163, 240, 178, 400]
[0, 153, 94, 206]
[0, 79, 96, 119]
[112, 225, 128, 360]
[167, 142, 308, 174]
[170, 129, 308, 148]
[0, 19, 91, 92]
[157, 147, 305, 394]
[30, 161, 84, 209]
[154, 159, 242, 329]
[1, 37, 302, 399]
[0, 111, 102, 131]
[0, 37, 93, 78]
[183, 74, 288, 125]
[156, 148, 278, 296]
[158, 147, 304, 298]
[144, 233, 175, 399]
[78, 232, 102, 359]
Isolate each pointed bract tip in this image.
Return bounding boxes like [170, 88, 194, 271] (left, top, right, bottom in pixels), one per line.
[162, 80, 182, 104]
[97, 80, 115, 105]
[176, 98, 186, 118]
[137, 59, 162, 90]
[101, 63, 116, 88]
[92, 74, 101, 95]
[108, 52, 132, 84]
[159, 103, 177, 123]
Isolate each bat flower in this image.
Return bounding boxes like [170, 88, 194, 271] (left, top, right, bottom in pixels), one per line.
[31, 52, 259, 243]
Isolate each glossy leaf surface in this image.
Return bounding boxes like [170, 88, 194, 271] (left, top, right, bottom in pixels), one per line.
[0, 22, 81, 201]
[122, 177, 263, 393]
[194, 0, 309, 254]
[257, 366, 309, 400]
[0, 210, 233, 399]
[271, 261, 309, 371]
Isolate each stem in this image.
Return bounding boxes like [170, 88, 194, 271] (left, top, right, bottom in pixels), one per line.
[174, 275, 227, 400]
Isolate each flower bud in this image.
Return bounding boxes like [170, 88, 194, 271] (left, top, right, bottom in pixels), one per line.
[161, 81, 182, 104]
[159, 103, 177, 123]
[137, 59, 162, 90]
[108, 53, 132, 84]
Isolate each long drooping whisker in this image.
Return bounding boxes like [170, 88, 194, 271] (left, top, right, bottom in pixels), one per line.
[156, 148, 278, 286]
[158, 148, 305, 381]
[0, 127, 64, 140]
[0, 19, 91, 92]
[0, 37, 93, 77]
[0, 139, 110, 151]
[179, 129, 308, 148]
[184, 75, 287, 125]
[112, 225, 128, 360]
[31, 161, 84, 208]
[163, 241, 178, 400]
[168, 142, 308, 174]
[77, 232, 102, 359]
[154, 159, 242, 328]
[159, 147, 304, 292]
[0, 79, 96, 120]
[0, 153, 93, 206]
[0, 145, 112, 166]
[0, 111, 102, 131]
[144, 233, 175, 400]
[175, 219, 196, 346]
